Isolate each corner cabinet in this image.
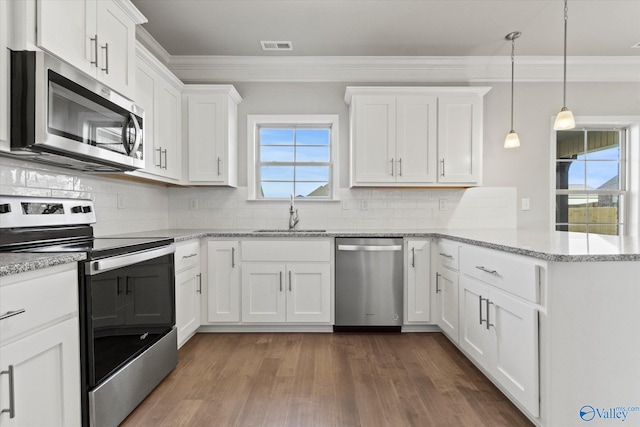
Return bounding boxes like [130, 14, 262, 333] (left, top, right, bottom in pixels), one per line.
[132, 43, 183, 182]
[345, 87, 490, 187]
[35, 0, 146, 99]
[404, 239, 431, 324]
[0, 264, 82, 427]
[174, 240, 201, 347]
[183, 86, 242, 186]
[240, 240, 332, 324]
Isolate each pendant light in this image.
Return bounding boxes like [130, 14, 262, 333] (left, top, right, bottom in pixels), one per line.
[553, 0, 575, 130]
[504, 31, 522, 149]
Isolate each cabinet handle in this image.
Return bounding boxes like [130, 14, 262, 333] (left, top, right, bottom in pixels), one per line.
[162, 149, 168, 170]
[479, 295, 486, 325]
[390, 158, 394, 176]
[475, 266, 499, 276]
[182, 253, 197, 259]
[196, 273, 202, 294]
[398, 158, 402, 176]
[279, 271, 283, 292]
[0, 309, 26, 321]
[217, 157, 222, 176]
[101, 43, 109, 74]
[440, 159, 445, 177]
[486, 299, 494, 330]
[231, 247, 235, 268]
[0, 365, 15, 418]
[155, 148, 162, 168]
[90, 35, 99, 66]
[288, 271, 292, 292]
[411, 247, 415, 268]
[435, 273, 440, 294]
[439, 252, 454, 259]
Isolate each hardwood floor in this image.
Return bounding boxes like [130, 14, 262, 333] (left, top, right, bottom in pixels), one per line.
[121, 333, 533, 427]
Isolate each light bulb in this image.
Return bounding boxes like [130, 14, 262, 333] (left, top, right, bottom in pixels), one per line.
[504, 131, 520, 149]
[553, 107, 575, 130]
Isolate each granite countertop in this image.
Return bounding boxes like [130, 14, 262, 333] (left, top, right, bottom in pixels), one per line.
[2, 228, 639, 277]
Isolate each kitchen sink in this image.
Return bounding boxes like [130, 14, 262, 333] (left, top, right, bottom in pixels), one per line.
[253, 229, 327, 233]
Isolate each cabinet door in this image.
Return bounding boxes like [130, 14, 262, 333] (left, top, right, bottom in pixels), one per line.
[489, 289, 539, 417]
[0, 318, 81, 427]
[286, 263, 331, 323]
[437, 95, 482, 184]
[396, 96, 437, 184]
[96, 0, 137, 98]
[459, 275, 490, 368]
[134, 61, 158, 173]
[187, 94, 228, 183]
[37, 0, 96, 77]
[156, 81, 182, 179]
[352, 95, 396, 184]
[242, 263, 286, 323]
[406, 240, 431, 323]
[207, 241, 240, 323]
[175, 268, 201, 347]
[436, 267, 459, 342]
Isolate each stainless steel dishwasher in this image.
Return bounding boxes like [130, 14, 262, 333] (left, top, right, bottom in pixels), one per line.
[334, 237, 403, 331]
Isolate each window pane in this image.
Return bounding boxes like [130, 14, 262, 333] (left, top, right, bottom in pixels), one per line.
[261, 165, 294, 181]
[556, 130, 584, 159]
[295, 182, 329, 198]
[556, 160, 585, 190]
[585, 131, 620, 160]
[586, 161, 619, 190]
[296, 129, 330, 145]
[261, 146, 294, 162]
[556, 195, 569, 225]
[261, 182, 294, 198]
[260, 128, 294, 145]
[586, 194, 620, 224]
[296, 146, 330, 162]
[588, 224, 619, 236]
[295, 166, 329, 181]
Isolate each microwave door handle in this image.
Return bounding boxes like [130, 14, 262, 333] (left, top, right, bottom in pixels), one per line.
[122, 113, 142, 157]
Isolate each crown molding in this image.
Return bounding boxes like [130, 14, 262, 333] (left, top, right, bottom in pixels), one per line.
[136, 26, 171, 66]
[167, 55, 640, 83]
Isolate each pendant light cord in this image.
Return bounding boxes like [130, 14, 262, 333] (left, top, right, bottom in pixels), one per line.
[510, 36, 515, 131]
[563, 0, 568, 108]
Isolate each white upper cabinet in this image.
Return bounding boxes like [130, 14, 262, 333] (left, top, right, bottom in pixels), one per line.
[345, 87, 490, 187]
[35, 0, 146, 98]
[132, 44, 183, 182]
[183, 85, 242, 186]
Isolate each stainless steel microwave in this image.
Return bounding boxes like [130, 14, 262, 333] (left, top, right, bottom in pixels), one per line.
[8, 50, 144, 172]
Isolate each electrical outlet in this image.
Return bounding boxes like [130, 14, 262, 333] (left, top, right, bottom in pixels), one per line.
[117, 194, 126, 209]
[439, 199, 448, 211]
[522, 198, 531, 211]
[361, 200, 369, 210]
[189, 199, 199, 210]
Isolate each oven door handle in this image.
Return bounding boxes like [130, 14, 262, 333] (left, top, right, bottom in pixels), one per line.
[87, 245, 175, 275]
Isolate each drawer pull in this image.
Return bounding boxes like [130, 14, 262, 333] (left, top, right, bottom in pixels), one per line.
[476, 266, 499, 276]
[182, 253, 198, 259]
[0, 365, 15, 418]
[439, 252, 454, 259]
[0, 309, 26, 321]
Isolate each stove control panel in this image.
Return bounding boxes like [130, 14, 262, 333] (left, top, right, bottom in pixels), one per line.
[0, 196, 96, 228]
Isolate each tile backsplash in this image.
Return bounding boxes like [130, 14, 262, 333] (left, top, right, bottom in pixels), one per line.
[1, 157, 516, 233]
[168, 186, 517, 231]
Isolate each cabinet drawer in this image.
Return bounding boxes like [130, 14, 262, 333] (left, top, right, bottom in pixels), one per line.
[0, 264, 78, 344]
[460, 245, 539, 303]
[437, 240, 460, 271]
[175, 240, 200, 272]
[242, 240, 331, 262]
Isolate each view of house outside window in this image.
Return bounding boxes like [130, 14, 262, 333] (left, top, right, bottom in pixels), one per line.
[555, 128, 627, 235]
[257, 125, 332, 199]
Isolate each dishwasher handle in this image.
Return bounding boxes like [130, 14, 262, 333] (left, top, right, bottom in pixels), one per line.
[337, 244, 403, 252]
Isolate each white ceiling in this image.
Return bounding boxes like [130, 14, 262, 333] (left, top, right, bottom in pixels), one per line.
[131, 0, 640, 58]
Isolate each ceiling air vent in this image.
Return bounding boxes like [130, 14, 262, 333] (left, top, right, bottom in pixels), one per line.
[260, 41, 293, 51]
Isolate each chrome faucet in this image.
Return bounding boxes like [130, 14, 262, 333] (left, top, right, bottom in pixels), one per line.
[288, 202, 299, 230]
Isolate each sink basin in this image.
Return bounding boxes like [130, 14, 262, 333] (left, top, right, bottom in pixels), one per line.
[253, 229, 327, 233]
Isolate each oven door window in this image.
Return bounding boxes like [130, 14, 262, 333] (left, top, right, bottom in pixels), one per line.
[88, 254, 174, 386]
[47, 70, 143, 160]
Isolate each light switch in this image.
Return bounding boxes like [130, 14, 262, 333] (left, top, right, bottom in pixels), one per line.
[522, 198, 530, 211]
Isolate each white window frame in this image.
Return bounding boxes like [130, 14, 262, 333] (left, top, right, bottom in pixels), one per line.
[247, 114, 339, 201]
[550, 116, 640, 236]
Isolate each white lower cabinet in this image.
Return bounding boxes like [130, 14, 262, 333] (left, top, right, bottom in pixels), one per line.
[459, 274, 539, 417]
[435, 266, 459, 342]
[242, 262, 331, 323]
[174, 240, 201, 347]
[0, 264, 81, 427]
[404, 239, 431, 323]
[205, 240, 240, 323]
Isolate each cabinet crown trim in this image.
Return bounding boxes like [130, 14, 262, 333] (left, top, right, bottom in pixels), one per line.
[344, 86, 492, 104]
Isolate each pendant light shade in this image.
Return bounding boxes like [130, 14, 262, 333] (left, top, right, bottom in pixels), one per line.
[554, 0, 575, 130]
[504, 31, 521, 149]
